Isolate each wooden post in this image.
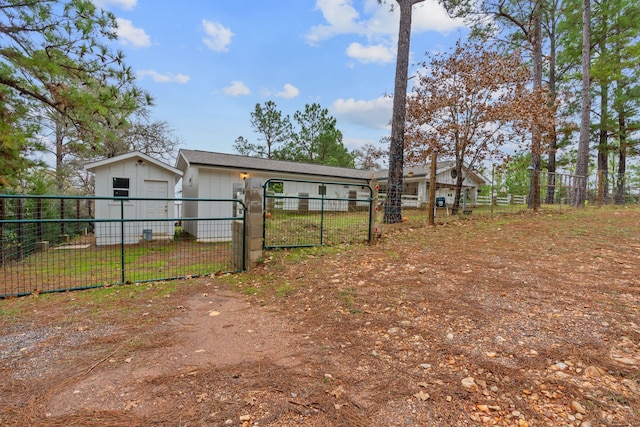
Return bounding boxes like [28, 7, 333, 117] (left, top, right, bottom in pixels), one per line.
[596, 169, 603, 207]
[76, 198, 81, 236]
[60, 198, 65, 236]
[369, 179, 378, 241]
[428, 151, 437, 225]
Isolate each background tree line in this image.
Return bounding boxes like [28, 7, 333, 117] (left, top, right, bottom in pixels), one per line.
[234, 100, 386, 170]
[233, 101, 356, 169]
[390, 0, 639, 216]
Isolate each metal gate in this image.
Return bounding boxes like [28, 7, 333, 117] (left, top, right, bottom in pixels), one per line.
[0, 195, 245, 298]
[263, 178, 374, 249]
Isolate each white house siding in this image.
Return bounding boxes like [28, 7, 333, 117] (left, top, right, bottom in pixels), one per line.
[181, 166, 200, 239]
[433, 171, 480, 205]
[182, 167, 371, 241]
[193, 169, 243, 242]
[272, 179, 368, 212]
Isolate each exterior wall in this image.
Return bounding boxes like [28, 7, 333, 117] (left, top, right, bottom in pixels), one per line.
[433, 170, 480, 205]
[378, 166, 485, 208]
[182, 166, 371, 241]
[194, 169, 242, 241]
[93, 158, 177, 246]
[265, 177, 369, 212]
[181, 166, 200, 238]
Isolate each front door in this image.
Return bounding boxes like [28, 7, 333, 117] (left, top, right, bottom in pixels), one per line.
[143, 180, 169, 238]
[144, 180, 168, 218]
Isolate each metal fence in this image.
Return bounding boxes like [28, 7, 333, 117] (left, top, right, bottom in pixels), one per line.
[469, 171, 582, 217]
[0, 195, 245, 298]
[263, 178, 374, 249]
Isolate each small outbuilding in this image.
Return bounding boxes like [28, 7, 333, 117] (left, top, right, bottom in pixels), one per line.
[85, 151, 183, 246]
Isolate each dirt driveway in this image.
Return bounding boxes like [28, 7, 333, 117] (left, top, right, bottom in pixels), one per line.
[1, 207, 639, 426]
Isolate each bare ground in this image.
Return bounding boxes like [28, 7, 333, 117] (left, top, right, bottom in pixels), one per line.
[1, 207, 639, 427]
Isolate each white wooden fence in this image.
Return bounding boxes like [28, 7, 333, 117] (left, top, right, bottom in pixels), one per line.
[476, 195, 527, 206]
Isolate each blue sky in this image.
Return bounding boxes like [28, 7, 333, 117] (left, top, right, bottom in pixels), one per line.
[93, 0, 467, 159]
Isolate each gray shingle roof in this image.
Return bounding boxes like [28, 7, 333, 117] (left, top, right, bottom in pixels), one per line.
[176, 150, 489, 185]
[177, 149, 374, 181]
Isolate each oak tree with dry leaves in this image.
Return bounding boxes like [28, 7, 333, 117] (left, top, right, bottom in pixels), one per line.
[405, 41, 553, 210]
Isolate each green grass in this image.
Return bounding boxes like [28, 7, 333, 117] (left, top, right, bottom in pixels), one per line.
[338, 287, 360, 314]
[278, 245, 344, 263]
[276, 283, 297, 297]
[264, 210, 371, 248]
[1, 238, 234, 297]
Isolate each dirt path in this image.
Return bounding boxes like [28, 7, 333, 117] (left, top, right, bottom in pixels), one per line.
[42, 290, 301, 417]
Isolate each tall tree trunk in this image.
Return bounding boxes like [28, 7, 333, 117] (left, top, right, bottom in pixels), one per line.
[452, 158, 464, 211]
[545, 0, 559, 205]
[384, 0, 419, 223]
[55, 120, 65, 193]
[597, 78, 609, 202]
[595, 10, 610, 203]
[574, 0, 591, 206]
[615, 113, 627, 204]
[528, 1, 542, 210]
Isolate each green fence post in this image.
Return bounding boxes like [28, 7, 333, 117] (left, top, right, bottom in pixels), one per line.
[320, 186, 325, 245]
[120, 199, 125, 284]
[0, 198, 3, 266]
[369, 181, 376, 242]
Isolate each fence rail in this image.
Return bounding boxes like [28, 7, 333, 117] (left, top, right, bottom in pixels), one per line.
[0, 195, 245, 298]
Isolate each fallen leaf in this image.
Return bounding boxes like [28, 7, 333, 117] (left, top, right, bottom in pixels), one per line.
[124, 400, 139, 411]
[329, 385, 345, 398]
[413, 390, 430, 401]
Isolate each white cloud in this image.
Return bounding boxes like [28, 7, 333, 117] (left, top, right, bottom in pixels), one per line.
[115, 18, 151, 48]
[306, 0, 364, 45]
[275, 83, 300, 99]
[137, 70, 190, 84]
[412, 0, 467, 33]
[346, 42, 394, 64]
[331, 96, 392, 129]
[343, 137, 378, 150]
[223, 81, 250, 96]
[306, 0, 465, 44]
[202, 20, 234, 52]
[91, 0, 137, 10]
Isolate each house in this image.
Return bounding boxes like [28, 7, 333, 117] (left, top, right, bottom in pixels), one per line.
[85, 151, 183, 246]
[175, 149, 374, 241]
[175, 150, 489, 241]
[374, 161, 490, 208]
